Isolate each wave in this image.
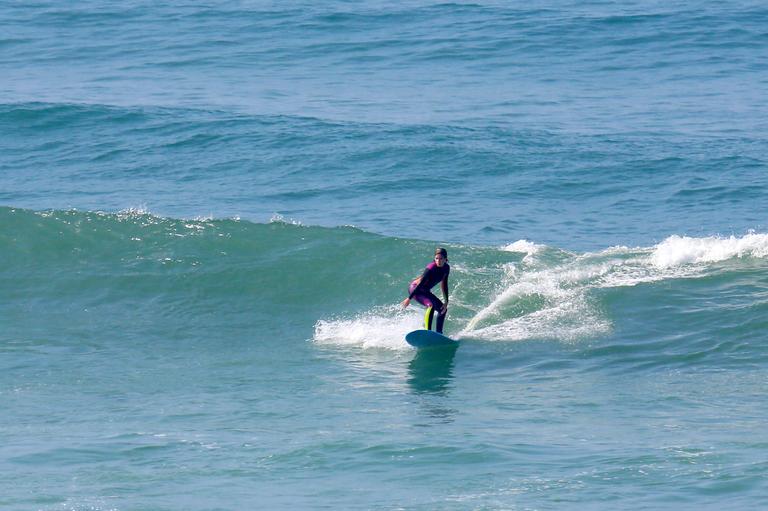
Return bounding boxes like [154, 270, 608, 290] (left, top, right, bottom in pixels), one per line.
[5, 207, 768, 351]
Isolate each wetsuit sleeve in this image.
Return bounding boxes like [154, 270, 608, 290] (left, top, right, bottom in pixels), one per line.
[442, 265, 450, 300]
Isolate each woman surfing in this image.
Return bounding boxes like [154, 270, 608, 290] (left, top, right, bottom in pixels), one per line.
[401, 247, 450, 334]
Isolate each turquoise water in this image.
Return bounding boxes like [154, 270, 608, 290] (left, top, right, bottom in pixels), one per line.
[3, 2, 768, 510]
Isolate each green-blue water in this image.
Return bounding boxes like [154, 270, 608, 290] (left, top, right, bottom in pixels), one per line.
[2, 1, 768, 509]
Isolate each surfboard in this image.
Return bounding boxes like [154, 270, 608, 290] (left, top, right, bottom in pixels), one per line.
[405, 329, 458, 348]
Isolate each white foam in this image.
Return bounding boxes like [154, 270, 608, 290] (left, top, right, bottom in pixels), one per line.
[465, 300, 611, 343]
[313, 307, 423, 350]
[461, 259, 612, 341]
[118, 205, 151, 217]
[462, 245, 664, 341]
[502, 239, 544, 263]
[650, 233, 768, 268]
[464, 272, 565, 332]
[503, 239, 542, 253]
[269, 213, 303, 226]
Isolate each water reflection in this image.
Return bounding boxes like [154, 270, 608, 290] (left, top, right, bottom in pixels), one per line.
[407, 344, 458, 395]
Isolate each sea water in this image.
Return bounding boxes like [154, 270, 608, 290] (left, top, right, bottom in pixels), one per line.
[2, 1, 768, 510]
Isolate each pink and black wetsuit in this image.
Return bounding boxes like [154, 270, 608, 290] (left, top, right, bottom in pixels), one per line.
[408, 261, 450, 333]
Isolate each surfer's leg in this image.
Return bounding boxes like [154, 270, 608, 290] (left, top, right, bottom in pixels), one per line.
[412, 290, 442, 332]
[435, 308, 446, 333]
[424, 306, 434, 330]
[416, 295, 435, 330]
[424, 292, 445, 333]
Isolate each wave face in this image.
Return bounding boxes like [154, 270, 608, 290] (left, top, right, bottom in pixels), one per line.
[6, 206, 768, 361]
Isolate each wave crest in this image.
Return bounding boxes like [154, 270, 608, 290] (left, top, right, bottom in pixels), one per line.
[650, 233, 768, 268]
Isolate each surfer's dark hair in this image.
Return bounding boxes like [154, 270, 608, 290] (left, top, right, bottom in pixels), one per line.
[435, 247, 448, 259]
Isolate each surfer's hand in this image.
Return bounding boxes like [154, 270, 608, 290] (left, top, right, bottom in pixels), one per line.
[441, 303, 448, 314]
[401, 298, 410, 308]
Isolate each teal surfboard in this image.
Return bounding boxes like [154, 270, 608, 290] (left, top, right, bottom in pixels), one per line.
[405, 329, 458, 348]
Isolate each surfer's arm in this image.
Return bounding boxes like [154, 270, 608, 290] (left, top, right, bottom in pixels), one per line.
[402, 271, 427, 307]
[440, 277, 449, 312]
[407, 270, 429, 300]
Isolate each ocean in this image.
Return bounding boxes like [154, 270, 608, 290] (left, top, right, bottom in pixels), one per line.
[2, 1, 768, 510]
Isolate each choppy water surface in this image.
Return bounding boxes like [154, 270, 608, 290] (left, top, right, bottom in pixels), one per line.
[2, 1, 768, 509]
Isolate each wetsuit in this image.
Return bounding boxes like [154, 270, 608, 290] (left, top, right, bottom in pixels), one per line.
[408, 261, 450, 333]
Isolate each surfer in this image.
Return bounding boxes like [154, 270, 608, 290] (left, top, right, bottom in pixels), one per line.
[401, 247, 450, 333]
